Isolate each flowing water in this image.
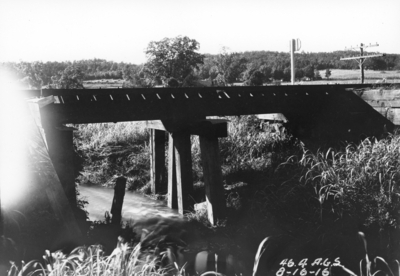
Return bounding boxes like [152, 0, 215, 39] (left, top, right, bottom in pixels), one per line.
[78, 184, 182, 222]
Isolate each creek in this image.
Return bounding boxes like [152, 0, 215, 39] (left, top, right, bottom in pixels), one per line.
[78, 184, 182, 222]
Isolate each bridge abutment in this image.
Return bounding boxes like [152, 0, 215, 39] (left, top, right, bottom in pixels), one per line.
[43, 125, 77, 206]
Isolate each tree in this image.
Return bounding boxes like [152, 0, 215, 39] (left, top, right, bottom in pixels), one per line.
[214, 47, 247, 84]
[246, 70, 264, 86]
[303, 65, 315, 80]
[259, 64, 272, 82]
[145, 36, 205, 84]
[295, 68, 304, 80]
[314, 69, 322, 80]
[17, 62, 44, 89]
[214, 73, 226, 86]
[272, 68, 284, 80]
[52, 65, 85, 89]
[325, 68, 331, 79]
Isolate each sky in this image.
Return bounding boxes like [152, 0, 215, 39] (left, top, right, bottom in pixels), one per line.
[0, 0, 399, 64]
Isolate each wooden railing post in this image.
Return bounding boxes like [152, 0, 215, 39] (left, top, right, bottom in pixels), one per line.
[199, 135, 226, 225]
[150, 129, 166, 194]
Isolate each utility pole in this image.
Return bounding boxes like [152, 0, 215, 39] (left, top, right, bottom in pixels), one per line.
[290, 39, 301, 85]
[340, 43, 385, 84]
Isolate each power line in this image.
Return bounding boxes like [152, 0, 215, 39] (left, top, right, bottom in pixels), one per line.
[340, 43, 385, 84]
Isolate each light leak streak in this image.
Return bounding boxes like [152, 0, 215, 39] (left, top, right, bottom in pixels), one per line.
[0, 69, 31, 209]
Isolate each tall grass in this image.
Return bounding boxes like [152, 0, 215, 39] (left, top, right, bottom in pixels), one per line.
[286, 134, 400, 229]
[73, 122, 151, 190]
[75, 122, 149, 150]
[6, 242, 181, 276]
[7, 232, 398, 276]
[219, 116, 294, 174]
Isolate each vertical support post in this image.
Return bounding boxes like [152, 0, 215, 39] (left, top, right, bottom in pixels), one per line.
[290, 39, 296, 85]
[150, 129, 166, 194]
[173, 131, 194, 214]
[360, 43, 365, 84]
[44, 126, 77, 206]
[167, 133, 178, 209]
[199, 135, 226, 225]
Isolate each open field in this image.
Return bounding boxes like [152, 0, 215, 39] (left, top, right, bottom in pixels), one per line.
[83, 79, 124, 89]
[82, 70, 400, 89]
[312, 69, 400, 84]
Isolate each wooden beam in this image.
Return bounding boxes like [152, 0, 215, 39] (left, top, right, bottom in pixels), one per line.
[167, 133, 178, 209]
[199, 135, 226, 225]
[34, 85, 391, 125]
[146, 119, 228, 137]
[172, 131, 194, 214]
[150, 129, 166, 194]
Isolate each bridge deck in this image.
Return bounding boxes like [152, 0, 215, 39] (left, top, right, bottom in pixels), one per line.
[22, 84, 393, 126]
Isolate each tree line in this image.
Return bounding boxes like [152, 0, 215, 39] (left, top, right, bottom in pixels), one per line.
[2, 35, 400, 89]
[0, 59, 138, 89]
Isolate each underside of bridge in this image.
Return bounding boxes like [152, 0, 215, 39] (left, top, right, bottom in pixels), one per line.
[25, 84, 395, 226]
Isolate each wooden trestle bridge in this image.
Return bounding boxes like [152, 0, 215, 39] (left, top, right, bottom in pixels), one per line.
[20, 83, 397, 233]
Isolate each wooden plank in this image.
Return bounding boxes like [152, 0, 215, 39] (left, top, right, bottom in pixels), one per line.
[173, 131, 194, 214]
[150, 129, 166, 194]
[199, 135, 226, 225]
[146, 119, 228, 137]
[167, 134, 178, 209]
